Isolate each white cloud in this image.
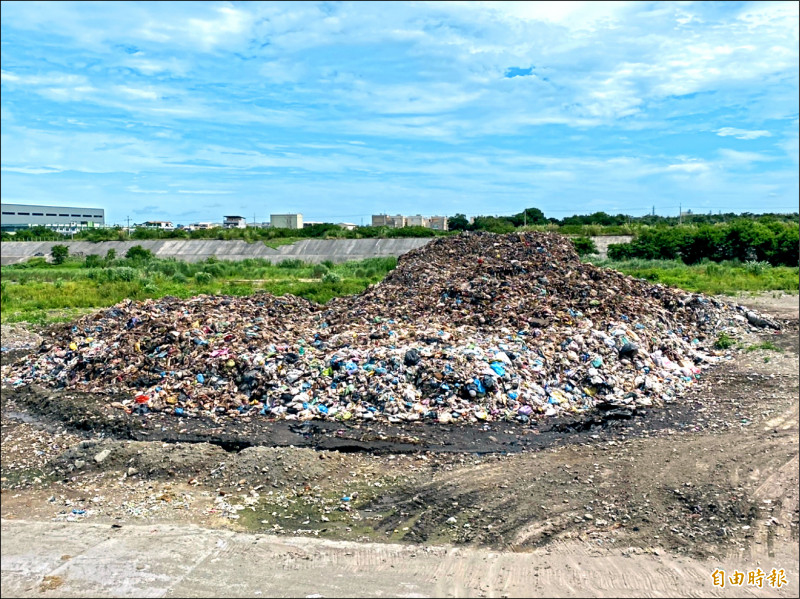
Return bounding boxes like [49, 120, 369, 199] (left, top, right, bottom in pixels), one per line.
[115, 86, 159, 100]
[715, 127, 772, 140]
[667, 160, 711, 173]
[717, 149, 773, 163]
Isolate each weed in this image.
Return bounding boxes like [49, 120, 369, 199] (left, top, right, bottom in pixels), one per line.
[745, 341, 782, 352]
[714, 332, 736, 350]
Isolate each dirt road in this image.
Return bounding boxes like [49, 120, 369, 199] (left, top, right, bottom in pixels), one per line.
[2, 293, 798, 596]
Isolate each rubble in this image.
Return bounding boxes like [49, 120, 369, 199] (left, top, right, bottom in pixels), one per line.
[3, 232, 779, 426]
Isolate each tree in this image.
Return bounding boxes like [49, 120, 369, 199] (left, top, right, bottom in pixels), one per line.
[470, 216, 515, 234]
[51, 244, 69, 265]
[509, 207, 547, 227]
[448, 213, 469, 231]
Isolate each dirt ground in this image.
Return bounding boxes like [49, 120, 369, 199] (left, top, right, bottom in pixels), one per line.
[1, 293, 798, 596]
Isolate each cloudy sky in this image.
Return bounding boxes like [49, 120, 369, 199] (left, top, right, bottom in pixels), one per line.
[1, 1, 798, 226]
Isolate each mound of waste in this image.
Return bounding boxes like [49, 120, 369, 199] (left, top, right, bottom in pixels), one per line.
[4, 231, 779, 425]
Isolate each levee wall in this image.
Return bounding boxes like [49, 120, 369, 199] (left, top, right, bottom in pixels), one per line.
[0, 239, 433, 266]
[1, 236, 633, 266]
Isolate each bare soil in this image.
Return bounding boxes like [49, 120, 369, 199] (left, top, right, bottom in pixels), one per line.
[2, 293, 798, 593]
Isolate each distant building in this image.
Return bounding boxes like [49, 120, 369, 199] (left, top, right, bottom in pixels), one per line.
[338, 222, 358, 231]
[406, 215, 429, 228]
[0, 203, 104, 234]
[143, 220, 173, 230]
[428, 216, 449, 231]
[371, 213, 448, 231]
[223, 215, 247, 229]
[302, 221, 325, 228]
[372, 214, 406, 228]
[271, 213, 303, 229]
[185, 222, 216, 231]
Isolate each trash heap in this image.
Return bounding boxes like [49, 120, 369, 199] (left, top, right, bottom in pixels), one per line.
[5, 232, 776, 425]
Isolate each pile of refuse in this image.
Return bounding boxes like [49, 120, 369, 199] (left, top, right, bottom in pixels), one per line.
[4, 231, 779, 425]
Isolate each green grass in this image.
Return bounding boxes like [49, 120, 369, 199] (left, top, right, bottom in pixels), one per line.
[0, 255, 397, 324]
[745, 341, 782, 353]
[589, 258, 799, 295]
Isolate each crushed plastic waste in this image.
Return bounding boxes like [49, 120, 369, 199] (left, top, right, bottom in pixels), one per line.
[4, 231, 780, 425]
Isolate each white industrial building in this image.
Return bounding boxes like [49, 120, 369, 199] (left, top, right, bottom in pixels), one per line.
[1, 203, 105, 234]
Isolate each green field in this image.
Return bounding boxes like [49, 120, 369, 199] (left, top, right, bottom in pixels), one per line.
[589, 258, 799, 295]
[0, 255, 397, 325]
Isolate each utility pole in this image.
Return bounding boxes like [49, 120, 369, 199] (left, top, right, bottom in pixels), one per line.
[679, 203, 682, 225]
[652, 205, 655, 217]
[524, 210, 527, 227]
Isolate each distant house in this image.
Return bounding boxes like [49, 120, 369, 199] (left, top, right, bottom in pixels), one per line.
[337, 222, 357, 231]
[143, 220, 173, 230]
[223, 215, 247, 229]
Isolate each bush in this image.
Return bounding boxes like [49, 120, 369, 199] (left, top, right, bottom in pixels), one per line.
[278, 258, 305, 269]
[312, 264, 329, 278]
[125, 245, 153, 262]
[571, 237, 599, 256]
[322, 272, 341, 283]
[83, 254, 103, 268]
[109, 267, 138, 282]
[51, 245, 69, 265]
[172, 272, 188, 284]
[744, 260, 772, 275]
[194, 271, 212, 284]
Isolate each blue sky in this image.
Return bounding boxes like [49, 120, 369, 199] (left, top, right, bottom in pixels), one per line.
[1, 1, 798, 226]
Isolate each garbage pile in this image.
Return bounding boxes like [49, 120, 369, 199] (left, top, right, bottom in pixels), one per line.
[4, 232, 777, 425]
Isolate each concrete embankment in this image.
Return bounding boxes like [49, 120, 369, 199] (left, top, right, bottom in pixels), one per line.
[0, 239, 433, 266]
[0, 236, 632, 266]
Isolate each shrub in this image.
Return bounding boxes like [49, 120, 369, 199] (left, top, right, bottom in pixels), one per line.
[109, 267, 138, 282]
[278, 258, 305, 269]
[322, 272, 341, 283]
[172, 272, 188, 284]
[744, 260, 772, 275]
[194, 271, 212, 284]
[125, 245, 153, 261]
[51, 245, 69, 265]
[571, 237, 599, 256]
[84, 254, 103, 268]
[312, 264, 329, 278]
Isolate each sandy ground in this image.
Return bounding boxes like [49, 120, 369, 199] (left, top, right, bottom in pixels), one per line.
[1, 292, 798, 597]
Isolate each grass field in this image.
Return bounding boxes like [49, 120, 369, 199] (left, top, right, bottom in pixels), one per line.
[588, 258, 799, 295]
[0, 255, 397, 325]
